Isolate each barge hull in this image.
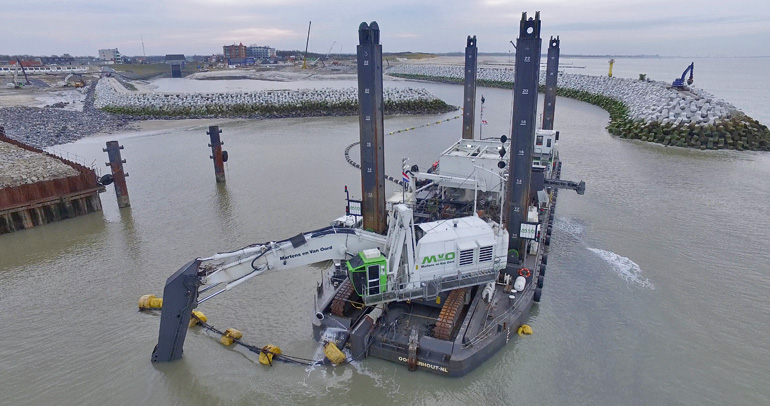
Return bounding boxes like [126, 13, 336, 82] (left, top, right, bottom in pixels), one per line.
[0, 129, 104, 235]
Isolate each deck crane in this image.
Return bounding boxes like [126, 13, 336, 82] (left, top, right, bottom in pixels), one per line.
[672, 62, 694, 89]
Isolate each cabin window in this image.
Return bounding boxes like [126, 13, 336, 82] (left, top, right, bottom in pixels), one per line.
[536, 135, 543, 146]
[546, 139, 552, 147]
[479, 246, 493, 262]
[348, 255, 364, 269]
[415, 227, 425, 243]
[367, 265, 380, 295]
[459, 249, 474, 266]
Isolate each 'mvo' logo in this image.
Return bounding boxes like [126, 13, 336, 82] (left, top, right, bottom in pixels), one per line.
[421, 252, 456, 264]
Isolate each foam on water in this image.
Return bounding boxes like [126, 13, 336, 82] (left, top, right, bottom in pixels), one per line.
[588, 248, 655, 290]
[348, 359, 403, 395]
[302, 328, 401, 396]
[554, 217, 586, 237]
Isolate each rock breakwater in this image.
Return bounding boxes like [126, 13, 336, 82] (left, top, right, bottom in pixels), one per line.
[94, 78, 454, 118]
[388, 65, 769, 151]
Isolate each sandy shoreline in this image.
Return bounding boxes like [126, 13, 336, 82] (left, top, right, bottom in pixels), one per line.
[0, 86, 88, 110]
[188, 68, 358, 82]
[89, 117, 239, 138]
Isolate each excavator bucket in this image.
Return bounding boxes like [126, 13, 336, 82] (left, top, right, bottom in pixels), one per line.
[151, 260, 201, 363]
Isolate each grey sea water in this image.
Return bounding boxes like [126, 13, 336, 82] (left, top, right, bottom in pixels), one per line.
[1, 57, 768, 405]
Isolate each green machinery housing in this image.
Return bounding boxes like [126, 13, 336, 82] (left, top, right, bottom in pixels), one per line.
[347, 249, 388, 297]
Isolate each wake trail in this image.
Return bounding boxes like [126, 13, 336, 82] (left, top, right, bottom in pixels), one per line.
[555, 217, 654, 289]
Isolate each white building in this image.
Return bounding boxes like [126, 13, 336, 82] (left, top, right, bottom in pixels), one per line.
[246, 45, 276, 59]
[98, 48, 122, 64]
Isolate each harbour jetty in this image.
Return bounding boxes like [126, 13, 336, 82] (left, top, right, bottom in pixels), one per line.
[94, 77, 454, 118]
[0, 128, 104, 234]
[388, 65, 770, 151]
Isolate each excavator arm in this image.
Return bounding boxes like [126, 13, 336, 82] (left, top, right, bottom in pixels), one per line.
[197, 226, 387, 301]
[685, 62, 694, 85]
[672, 62, 694, 89]
[152, 224, 386, 362]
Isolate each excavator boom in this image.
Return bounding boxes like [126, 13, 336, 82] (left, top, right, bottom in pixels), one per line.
[199, 226, 387, 297]
[672, 62, 694, 89]
[152, 223, 386, 363]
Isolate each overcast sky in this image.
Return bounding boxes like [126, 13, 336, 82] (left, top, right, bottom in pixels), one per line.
[3, 0, 768, 57]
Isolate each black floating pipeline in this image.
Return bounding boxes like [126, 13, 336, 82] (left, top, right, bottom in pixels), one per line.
[386, 112, 462, 135]
[192, 314, 337, 367]
[345, 113, 463, 185]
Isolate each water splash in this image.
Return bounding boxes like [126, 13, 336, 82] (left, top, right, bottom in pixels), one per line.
[301, 328, 402, 396]
[588, 248, 655, 290]
[554, 217, 586, 237]
[305, 327, 348, 375]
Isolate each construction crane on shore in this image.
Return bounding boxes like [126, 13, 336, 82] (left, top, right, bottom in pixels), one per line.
[302, 21, 312, 69]
[14, 58, 31, 86]
[326, 41, 337, 60]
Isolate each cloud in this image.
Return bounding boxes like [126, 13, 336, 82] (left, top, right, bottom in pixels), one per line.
[217, 28, 300, 44]
[1, 0, 768, 56]
[182, 0, 307, 5]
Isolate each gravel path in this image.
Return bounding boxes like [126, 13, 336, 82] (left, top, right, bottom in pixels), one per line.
[0, 81, 137, 148]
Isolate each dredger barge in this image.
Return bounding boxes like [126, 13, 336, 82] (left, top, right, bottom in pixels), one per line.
[147, 12, 585, 377]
